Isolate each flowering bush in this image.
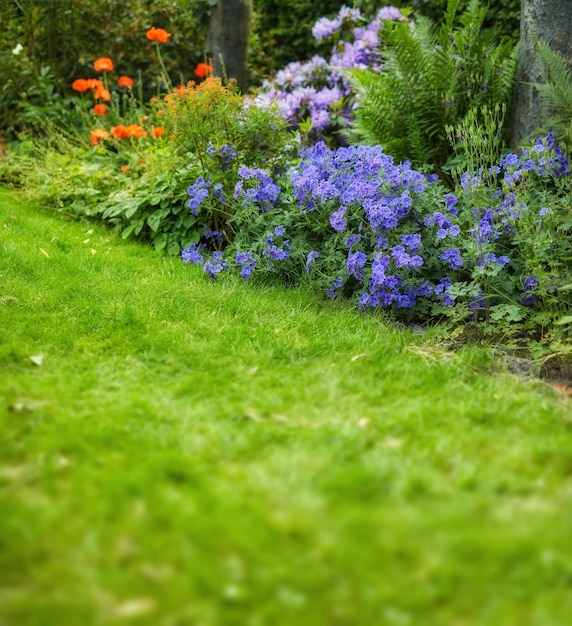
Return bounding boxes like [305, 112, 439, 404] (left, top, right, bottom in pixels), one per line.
[254, 5, 407, 146]
[181, 134, 572, 344]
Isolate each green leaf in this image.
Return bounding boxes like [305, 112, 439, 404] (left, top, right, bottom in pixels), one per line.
[121, 223, 136, 239]
[167, 241, 181, 256]
[147, 211, 163, 232]
[554, 316, 572, 326]
[153, 233, 167, 251]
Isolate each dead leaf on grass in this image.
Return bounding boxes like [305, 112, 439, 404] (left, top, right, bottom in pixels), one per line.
[30, 354, 44, 366]
[115, 598, 156, 618]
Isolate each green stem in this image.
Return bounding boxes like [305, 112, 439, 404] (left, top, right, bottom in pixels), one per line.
[155, 43, 173, 94]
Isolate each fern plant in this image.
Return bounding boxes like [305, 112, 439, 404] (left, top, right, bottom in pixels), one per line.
[345, 0, 518, 184]
[533, 40, 572, 151]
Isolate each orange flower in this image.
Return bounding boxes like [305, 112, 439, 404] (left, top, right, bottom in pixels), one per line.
[126, 124, 147, 138]
[72, 78, 90, 92]
[194, 62, 213, 78]
[93, 104, 107, 116]
[95, 84, 111, 101]
[90, 128, 110, 145]
[111, 125, 130, 139]
[111, 124, 147, 139]
[94, 57, 114, 72]
[118, 75, 134, 88]
[120, 165, 132, 173]
[146, 26, 171, 43]
[152, 126, 165, 138]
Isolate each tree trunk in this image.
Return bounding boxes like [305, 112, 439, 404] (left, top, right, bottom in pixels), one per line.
[208, 0, 252, 92]
[511, 0, 572, 146]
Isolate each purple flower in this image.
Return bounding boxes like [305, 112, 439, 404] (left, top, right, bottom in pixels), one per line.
[377, 6, 404, 21]
[203, 251, 228, 279]
[330, 208, 347, 231]
[235, 251, 254, 265]
[305, 250, 319, 272]
[274, 225, 286, 237]
[500, 153, 519, 168]
[181, 242, 204, 266]
[401, 233, 421, 252]
[347, 250, 367, 279]
[187, 177, 211, 215]
[439, 248, 463, 270]
[444, 193, 458, 215]
[478, 253, 510, 267]
[523, 275, 539, 291]
[327, 276, 343, 298]
[345, 234, 362, 248]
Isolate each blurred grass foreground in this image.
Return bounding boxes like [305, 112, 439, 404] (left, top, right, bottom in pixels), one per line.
[1, 187, 572, 625]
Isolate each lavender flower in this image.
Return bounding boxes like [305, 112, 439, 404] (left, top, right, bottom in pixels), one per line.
[181, 242, 204, 266]
[440, 248, 463, 270]
[305, 250, 319, 272]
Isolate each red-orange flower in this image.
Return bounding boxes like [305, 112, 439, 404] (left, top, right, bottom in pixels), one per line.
[95, 85, 111, 102]
[93, 104, 107, 116]
[72, 78, 90, 92]
[118, 75, 134, 88]
[111, 125, 130, 139]
[90, 128, 110, 145]
[94, 57, 114, 72]
[126, 124, 147, 138]
[146, 27, 171, 43]
[152, 126, 165, 138]
[86, 78, 111, 101]
[120, 165, 132, 173]
[111, 124, 147, 139]
[194, 62, 213, 78]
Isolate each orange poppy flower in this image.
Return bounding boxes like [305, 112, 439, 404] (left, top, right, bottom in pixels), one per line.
[126, 124, 147, 138]
[152, 126, 165, 138]
[118, 75, 134, 88]
[146, 27, 171, 43]
[72, 78, 90, 92]
[194, 62, 213, 78]
[93, 104, 107, 116]
[90, 128, 110, 145]
[94, 57, 114, 72]
[95, 85, 111, 102]
[111, 125, 130, 139]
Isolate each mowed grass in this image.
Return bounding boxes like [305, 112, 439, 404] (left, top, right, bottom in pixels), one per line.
[1, 186, 572, 626]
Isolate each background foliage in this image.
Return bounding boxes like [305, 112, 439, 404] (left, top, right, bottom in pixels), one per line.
[0, 0, 211, 135]
[1, 0, 521, 137]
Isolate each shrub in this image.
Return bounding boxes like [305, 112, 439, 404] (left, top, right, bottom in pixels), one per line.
[254, 5, 408, 147]
[346, 0, 518, 183]
[181, 132, 572, 346]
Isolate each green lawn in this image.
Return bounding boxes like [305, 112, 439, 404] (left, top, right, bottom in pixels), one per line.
[1, 187, 571, 626]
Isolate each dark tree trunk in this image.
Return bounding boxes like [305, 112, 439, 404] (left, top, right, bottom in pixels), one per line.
[511, 0, 572, 146]
[208, 0, 252, 92]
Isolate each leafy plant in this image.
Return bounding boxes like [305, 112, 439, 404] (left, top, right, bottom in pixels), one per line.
[533, 40, 572, 151]
[346, 0, 518, 183]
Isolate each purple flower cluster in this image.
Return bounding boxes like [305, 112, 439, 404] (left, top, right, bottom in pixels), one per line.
[181, 130, 571, 330]
[181, 242, 204, 266]
[187, 177, 211, 215]
[235, 250, 257, 280]
[255, 6, 405, 141]
[234, 165, 280, 212]
[203, 251, 228, 279]
[262, 227, 290, 262]
[288, 142, 458, 310]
